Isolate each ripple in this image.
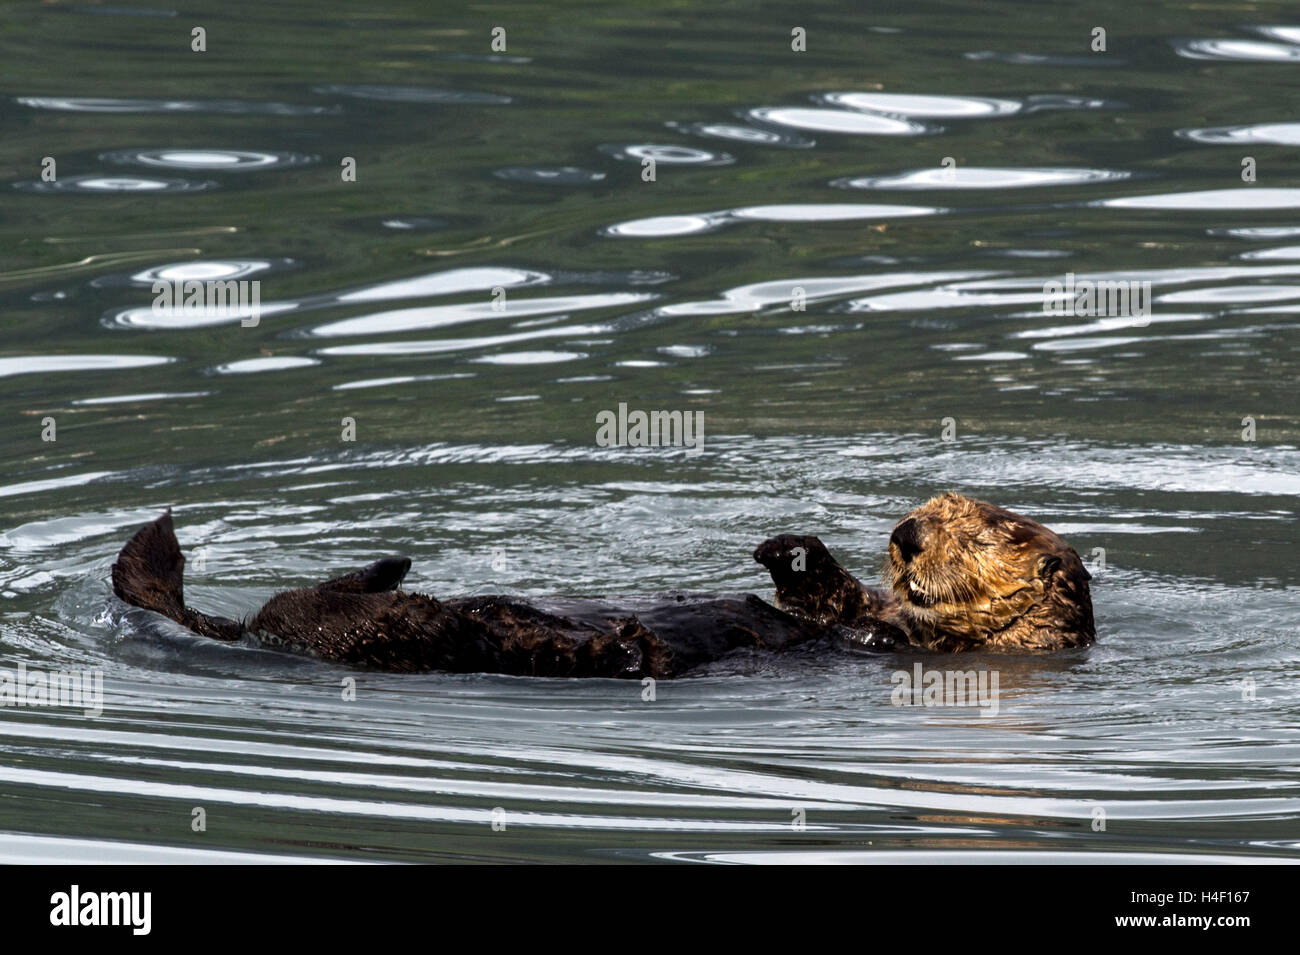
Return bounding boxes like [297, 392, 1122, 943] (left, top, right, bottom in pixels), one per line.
[100, 148, 318, 171]
[658, 271, 990, 317]
[124, 260, 285, 284]
[316, 324, 607, 357]
[1158, 284, 1300, 304]
[604, 203, 937, 238]
[0, 471, 115, 500]
[17, 96, 336, 115]
[821, 91, 1021, 117]
[314, 84, 511, 105]
[378, 216, 452, 230]
[1172, 38, 1300, 61]
[72, 391, 210, 405]
[666, 121, 813, 148]
[953, 351, 1031, 361]
[434, 51, 532, 64]
[332, 373, 474, 391]
[0, 354, 172, 378]
[309, 293, 654, 337]
[472, 351, 586, 365]
[1020, 94, 1116, 114]
[1098, 188, 1300, 210]
[735, 203, 935, 222]
[65, 5, 178, 16]
[835, 166, 1128, 190]
[110, 301, 297, 330]
[746, 106, 928, 135]
[13, 175, 216, 194]
[670, 849, 1298, 865]
[493, 166, 606, 184]
[658, 344, 712, 358]
[963, 51, 1122, 67]
[602, 214, 724, 238]
[337, 267, 547, 304]
[1179, 123, 1300, 146]
[106, 265, 552, 330]
[1239, 245, 1300, 260]
[597, 144, 734, 165]
[1255, 26, 1300, 44]
[212, 357, 321, 375]
[1213, 226, 1300, 239]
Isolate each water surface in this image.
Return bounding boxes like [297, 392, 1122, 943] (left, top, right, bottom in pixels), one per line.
[0, 0, 1297, 863]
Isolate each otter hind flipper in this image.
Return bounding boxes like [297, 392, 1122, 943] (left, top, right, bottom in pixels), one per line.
[319, 556, 412, 594]
[111, 510, 242, 641]
[112, 509, 186, 618]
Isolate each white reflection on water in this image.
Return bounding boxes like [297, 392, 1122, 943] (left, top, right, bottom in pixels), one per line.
[836, 166, 1128, 190]
[821, 91, 1022, 117]
[315, 323, 609, 356]
[0, 354, 172, 378]
[309, 293, 653, 337]
[212, 356, 320, 375]
[1172, 37, 1300, 61]
[1097, 188, 1300, 210]
[1179, 122, 1300, 146]
[605, 203, 937, 237]
[746, 106, 928, 135]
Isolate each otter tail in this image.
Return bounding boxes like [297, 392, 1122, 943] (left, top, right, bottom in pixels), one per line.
[111, 510, 243, 640]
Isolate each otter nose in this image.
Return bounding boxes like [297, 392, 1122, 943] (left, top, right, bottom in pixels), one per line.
[890, 518, 923, 563]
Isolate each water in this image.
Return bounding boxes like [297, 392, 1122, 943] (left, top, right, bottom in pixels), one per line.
[1, 0, 1297, 863]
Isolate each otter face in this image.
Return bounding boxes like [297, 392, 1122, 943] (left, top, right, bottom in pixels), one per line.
[886, 493, 1095, 651]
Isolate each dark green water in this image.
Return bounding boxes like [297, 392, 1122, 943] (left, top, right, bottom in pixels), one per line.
[0, 0, 1297, 862]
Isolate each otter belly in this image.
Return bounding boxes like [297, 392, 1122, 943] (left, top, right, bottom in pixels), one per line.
[244, 586, 831, 678]
[448, 592, 830, 678]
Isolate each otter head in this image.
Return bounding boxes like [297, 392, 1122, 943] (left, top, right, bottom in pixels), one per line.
[886, 493, 1095, 651]
[753, 534, 875, 626]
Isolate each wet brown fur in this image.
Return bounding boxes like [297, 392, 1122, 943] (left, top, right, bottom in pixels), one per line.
[884, 493, 1095, 652]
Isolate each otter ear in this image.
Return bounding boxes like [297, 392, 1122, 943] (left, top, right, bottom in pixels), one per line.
[1036, 554, 1062, 581]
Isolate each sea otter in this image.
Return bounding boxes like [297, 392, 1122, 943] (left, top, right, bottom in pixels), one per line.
[109, 494, 1094, 677]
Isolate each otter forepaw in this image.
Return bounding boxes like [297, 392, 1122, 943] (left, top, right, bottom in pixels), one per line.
[833, 621, 911, 654]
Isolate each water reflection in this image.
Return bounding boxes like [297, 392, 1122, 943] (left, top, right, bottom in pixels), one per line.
[17, 96, 337, 115]
[100, 148, 318, 171]
[1173, 37, 1300, 61]
[605, 203, 938, 237]
[1097, 188, 1300, 210]
[212, 356, 320, 375]
[821, 91, 1021, 117]
[313, 83, 512, 105]
[834, 166, 1128, 190]
[666, 121, 813, 148]
[747, 106, 929, 135]
[494, 166, 606, 184]
[14, 175, 216, 193]
[1179, 123, 1300, 146]
[0, 354, 172, 377]
[598, 144, 733, 165]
